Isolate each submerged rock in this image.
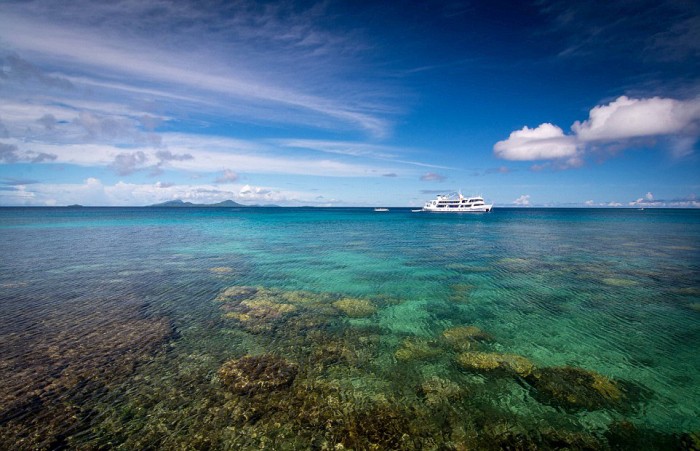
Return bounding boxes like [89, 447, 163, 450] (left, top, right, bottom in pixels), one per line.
[524, 366, 627, 411]
[219, 355, 297, 395]
[333, 298, 377, 318]
[443, 326, 494, 350]
[216, 285, 259, 302]
[210, 266, 234, 274]
[418, 376, 465, 406]
[457, 351, 534, 377]
[394, 337, 442, 361]
[477, 422, 602, 450]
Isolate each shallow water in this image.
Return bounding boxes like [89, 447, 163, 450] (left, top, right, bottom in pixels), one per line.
[0, 207, 699, 449]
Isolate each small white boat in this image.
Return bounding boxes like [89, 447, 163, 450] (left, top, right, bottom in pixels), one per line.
[422, 192, 492, 212]
[374, 208, 389, 212]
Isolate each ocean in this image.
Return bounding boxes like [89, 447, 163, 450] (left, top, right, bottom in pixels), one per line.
[1, 207, 698, 449]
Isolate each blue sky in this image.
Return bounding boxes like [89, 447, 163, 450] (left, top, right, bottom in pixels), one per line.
[0, 0, 699, 207]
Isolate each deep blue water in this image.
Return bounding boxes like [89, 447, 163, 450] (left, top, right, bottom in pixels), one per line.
[1, 207, 699, 449]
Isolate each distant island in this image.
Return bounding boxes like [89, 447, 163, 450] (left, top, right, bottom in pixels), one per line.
[149, 199, 279, 208]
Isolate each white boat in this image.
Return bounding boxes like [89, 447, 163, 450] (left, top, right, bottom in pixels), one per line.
[374, 208, 389, 212]
[422, 192, 493, 212]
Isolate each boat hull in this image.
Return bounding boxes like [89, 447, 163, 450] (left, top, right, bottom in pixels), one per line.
[422, 205, 492, 213]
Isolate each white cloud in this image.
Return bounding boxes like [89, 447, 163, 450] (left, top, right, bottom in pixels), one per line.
[493, 123, 579, 161]
[572, 96, 700, 141]
[494, 96, 700, 167]
[513, 194, 531, 206]
[628, 192, 700, 208]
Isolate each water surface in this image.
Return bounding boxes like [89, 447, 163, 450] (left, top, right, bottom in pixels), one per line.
[1, 207, 698, 449]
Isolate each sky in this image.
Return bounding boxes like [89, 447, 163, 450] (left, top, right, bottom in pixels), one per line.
[0, 0, 699, 207]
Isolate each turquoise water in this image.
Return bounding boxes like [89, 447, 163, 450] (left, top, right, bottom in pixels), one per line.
[1, 207, 699, 449]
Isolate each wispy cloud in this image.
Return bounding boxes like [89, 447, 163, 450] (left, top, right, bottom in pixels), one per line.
[273, 138, 447, 169]
[215, 169, 239, 184]
[0, 134, 398, 178]
[0, 1, 396, 137]
[420, 172, 447, 182]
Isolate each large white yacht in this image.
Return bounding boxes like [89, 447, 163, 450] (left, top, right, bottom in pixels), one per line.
[422, 192, 493, 212]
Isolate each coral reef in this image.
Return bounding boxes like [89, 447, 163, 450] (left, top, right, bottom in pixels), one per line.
[524, 366, 628, 411]
[219, 355, 298, 395]
[332, 298, 377, 318]
[394, 337, 442, 361]
[216, 285, 259, 302]
[443, 325, 493, 350]
[209, 266, 234, 274]
[457, 351, 534, 377]
[418, 376, 465, 406]
[0, 297, 172, 449]
[218, 286, 301, 333]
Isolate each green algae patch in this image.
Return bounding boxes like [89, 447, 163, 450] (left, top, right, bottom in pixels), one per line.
[333, 298, 377, 318]
[443, 325, 493, 350]
[219, 355, 297, 395]
[457, 351, 534, 377]
[394, 337, 442, 362]
[524, 366, 628, 412]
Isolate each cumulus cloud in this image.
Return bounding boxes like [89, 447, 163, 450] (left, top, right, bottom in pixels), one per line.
[628, 192, 700, 208]
[572, 96, 700, 141]
[110, 151, 148, 175]
[494, 96, 700, 167]
[420, 172, 447, 182]
[513, 194, 531, 206]
[494, 123, 578, 161]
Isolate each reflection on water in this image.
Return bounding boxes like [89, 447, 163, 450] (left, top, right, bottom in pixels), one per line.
[0, 207, 699, 449]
